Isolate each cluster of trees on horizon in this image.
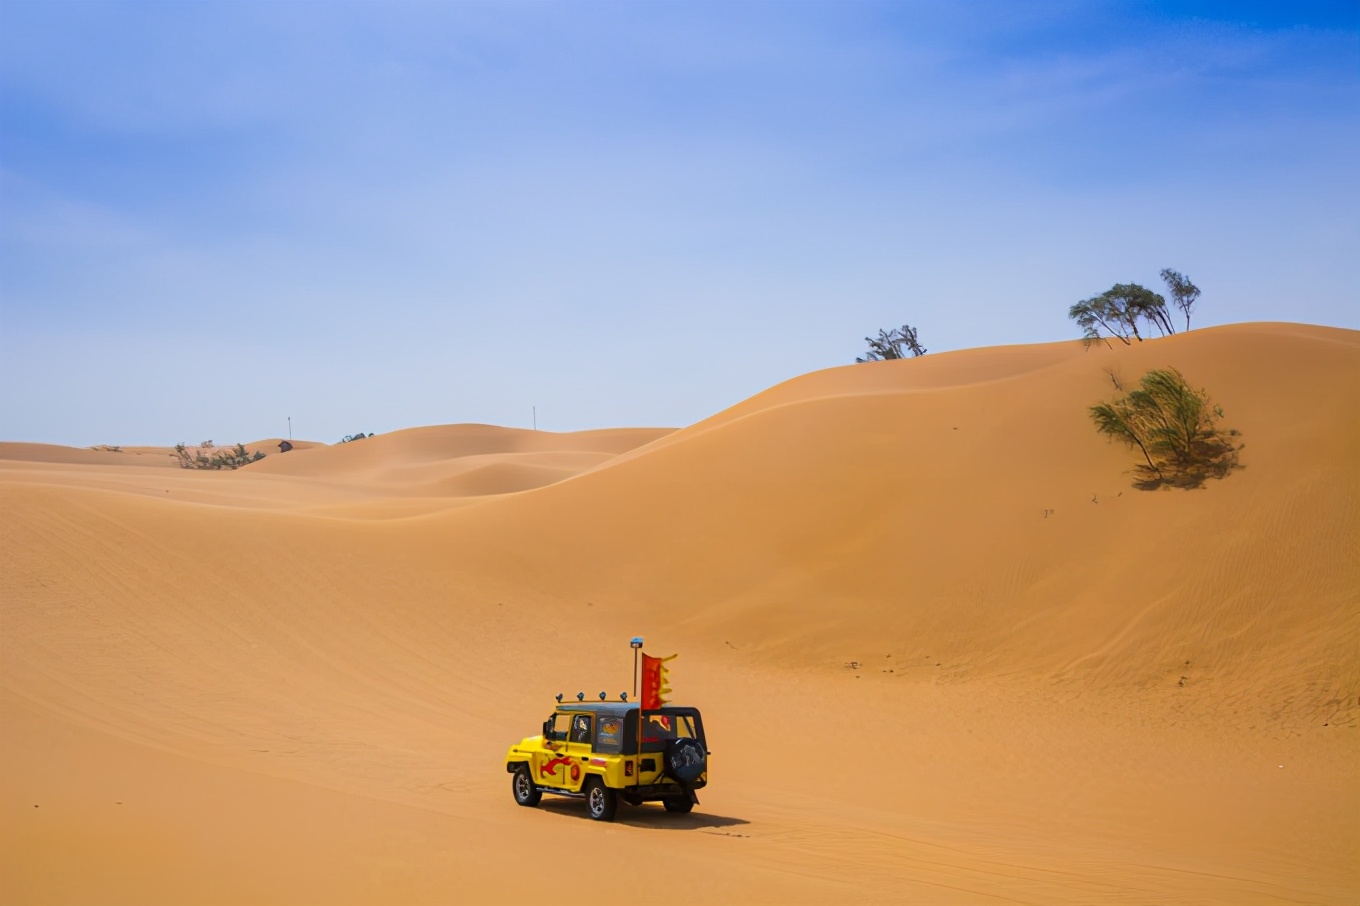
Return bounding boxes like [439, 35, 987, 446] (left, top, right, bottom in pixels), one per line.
[856, 267, 1201, 363]
[174, 440, 264, 470]
[855, 324, 927, 362]
[1070, 268, 1200, 347]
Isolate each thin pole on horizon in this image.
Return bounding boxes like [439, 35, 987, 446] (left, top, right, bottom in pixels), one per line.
[288, 416, 292, 440]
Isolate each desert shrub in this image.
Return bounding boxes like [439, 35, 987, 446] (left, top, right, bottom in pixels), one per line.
[856, 324, 926, 362]
[174, 441, 265, 470]
[1090, 368, 1239, 489]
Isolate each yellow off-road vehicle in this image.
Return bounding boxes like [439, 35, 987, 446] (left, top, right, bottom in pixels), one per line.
[505, 699, 709, 821]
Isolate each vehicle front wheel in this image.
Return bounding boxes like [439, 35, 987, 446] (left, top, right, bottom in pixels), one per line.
[662, 795, 693, 813]
[584, 777, 617, 821]
[512, 765, 542, 807]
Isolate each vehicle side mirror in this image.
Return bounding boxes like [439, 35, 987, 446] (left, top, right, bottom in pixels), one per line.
[543, 718, 553, 738]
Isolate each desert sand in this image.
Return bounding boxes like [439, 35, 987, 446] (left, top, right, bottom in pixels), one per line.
[1, 322, 1357, 904]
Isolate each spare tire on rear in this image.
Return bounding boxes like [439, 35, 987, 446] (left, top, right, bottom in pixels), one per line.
[663, 737, 707, 788]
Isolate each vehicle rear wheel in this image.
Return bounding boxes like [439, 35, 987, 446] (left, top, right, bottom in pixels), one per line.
[663, 737, 707, 788]
[584, 777, 617, 821]
[512, 765, 542, 807]
[662, 795, 693, 813]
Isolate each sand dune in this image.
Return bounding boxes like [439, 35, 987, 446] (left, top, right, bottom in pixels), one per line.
[0, 439, 326, 466]
[2, 323, 1357, 904]
[0, 427, 671, 510]
[246, 425, 672, 498]
[248, 425, 670, 474]
[0, 442, 181, 468]
[454, 323, 1358, 712]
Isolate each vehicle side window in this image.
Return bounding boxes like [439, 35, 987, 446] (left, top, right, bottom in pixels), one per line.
[549, 713, 572, 741]
[596, 716, 624, 752]
[570, 714, 593, 744]
[676, 716, 696, 739]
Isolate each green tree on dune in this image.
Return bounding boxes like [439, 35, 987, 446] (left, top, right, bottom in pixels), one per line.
[1160, 268, 1202, 331]
[1069, 283, 1176, 347]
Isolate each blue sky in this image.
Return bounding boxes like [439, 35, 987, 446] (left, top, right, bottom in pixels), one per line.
[1, 1, 1356, 446]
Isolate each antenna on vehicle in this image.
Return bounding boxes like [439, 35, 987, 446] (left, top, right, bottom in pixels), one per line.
[630, 637, 644, 699]
[629, 636, 646, 792]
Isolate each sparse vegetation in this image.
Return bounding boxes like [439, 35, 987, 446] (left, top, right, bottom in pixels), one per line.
[1160, 268, 1201, 331]
[1069, 283, 1174, 346]
[856, 324, 926, 362]
[339, 432, 375, 443]
[90, 444, 123, 452]
[1070, 269, 1205, 346]
[174, 441, 265, 470]
[1090, 368, 1239, 489]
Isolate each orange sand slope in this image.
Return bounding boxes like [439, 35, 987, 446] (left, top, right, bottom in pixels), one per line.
[0, 426, 672, 515]
[1, 322, 1357, 904]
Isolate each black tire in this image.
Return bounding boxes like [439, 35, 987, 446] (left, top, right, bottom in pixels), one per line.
[663, 795, 694, 813]
[584, 776, 617, 821]
[663, 737, 707, 788]
[511, 765, 541, 807]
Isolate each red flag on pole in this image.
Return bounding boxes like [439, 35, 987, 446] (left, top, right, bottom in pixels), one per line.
[640, 653, 675, 709]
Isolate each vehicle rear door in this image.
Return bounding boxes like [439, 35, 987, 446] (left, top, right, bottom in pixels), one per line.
[637, 711, 673, 784]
